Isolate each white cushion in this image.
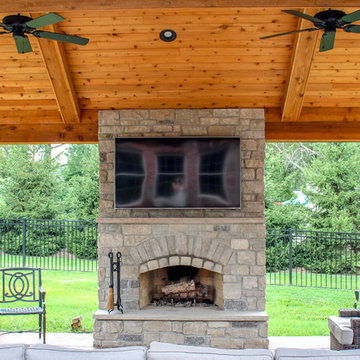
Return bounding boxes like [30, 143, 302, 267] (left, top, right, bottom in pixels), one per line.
[27, 344, 147, 360]
[0, 344, 25, 360]
[148, 342, 273, 360]
[275, 347, 360, 360]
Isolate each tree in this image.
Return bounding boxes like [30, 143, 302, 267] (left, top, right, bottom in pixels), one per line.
[0, 145, 63, 219]
[303, 143, 360, 232]
[265, 143, 316, 229]
[62, 144, 99, 221]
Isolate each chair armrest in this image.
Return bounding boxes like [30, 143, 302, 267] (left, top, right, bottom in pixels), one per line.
[39, 286, 46, 306]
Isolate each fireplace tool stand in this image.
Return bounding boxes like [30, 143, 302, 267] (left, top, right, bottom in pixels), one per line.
[107, 251, 123, 314]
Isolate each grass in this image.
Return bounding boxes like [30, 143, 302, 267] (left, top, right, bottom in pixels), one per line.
[266, 285, 355, 336]
[0, 270, 98, 333]
[0, 269, 356, 336]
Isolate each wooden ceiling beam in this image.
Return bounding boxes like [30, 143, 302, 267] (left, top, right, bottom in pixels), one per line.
[0, 109, 97, 124]
[0, 122, 98, 144]
[281, 8, 320, 122]
[32, 14, 81, 124]
[1, 1, 359, 12]
[266, 107, 360, 141]
[266, 121, 360, 142]
[0, 109, 98, 144]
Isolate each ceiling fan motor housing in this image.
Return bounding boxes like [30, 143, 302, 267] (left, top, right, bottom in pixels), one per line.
[315, 9, 347, 31]
[3, 15, 32, 26]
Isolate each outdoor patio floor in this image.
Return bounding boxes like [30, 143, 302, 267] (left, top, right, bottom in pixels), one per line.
[0, 333, 330, 351]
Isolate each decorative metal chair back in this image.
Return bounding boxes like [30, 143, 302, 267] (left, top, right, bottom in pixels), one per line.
[0, 268, 41, 304]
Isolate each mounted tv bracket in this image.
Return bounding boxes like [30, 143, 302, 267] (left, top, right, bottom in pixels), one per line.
[107, 251, 124, 314]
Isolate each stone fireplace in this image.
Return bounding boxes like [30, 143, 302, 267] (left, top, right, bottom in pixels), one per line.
[93, 109, 268, 349]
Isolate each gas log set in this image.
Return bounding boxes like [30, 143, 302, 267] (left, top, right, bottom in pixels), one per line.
[152, 279, 214, 307]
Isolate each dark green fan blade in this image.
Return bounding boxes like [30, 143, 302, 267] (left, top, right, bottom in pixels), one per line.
[14, 35, 32, 53]
[260, 27, 317, 39]
[34, 30, 89, 45]
[341, 9, 360, 24]
[282, 10, 325, 26]
[344, 24, 360, 33]
[319, 31, 335, 52]
[25, 12, 64, 29]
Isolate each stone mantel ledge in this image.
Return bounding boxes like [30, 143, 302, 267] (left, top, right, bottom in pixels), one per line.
[93, 309, 268, 322]
[97, 217, 266, 224]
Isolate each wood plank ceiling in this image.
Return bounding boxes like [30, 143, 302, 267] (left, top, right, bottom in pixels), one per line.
[1, 1, 360, 143]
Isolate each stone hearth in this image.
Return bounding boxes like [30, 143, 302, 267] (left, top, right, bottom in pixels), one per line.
[93, 108, 268, 349]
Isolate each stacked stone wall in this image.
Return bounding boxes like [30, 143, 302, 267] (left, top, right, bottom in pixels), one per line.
[95, 108, 267, 349]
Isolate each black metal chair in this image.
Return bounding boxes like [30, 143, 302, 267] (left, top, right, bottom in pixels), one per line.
[0, 267, 46, 343]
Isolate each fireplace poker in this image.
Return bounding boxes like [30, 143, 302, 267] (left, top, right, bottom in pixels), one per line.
[107, 252, 115, 313]
[115, 252, 124, 313]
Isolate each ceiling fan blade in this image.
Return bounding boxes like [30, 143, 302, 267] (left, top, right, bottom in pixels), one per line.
[14, 35, 32, 54]
[344, 24, 360, 33]
[340, 9, 360, 24]
[319, 31, 336, 52]
[282, 10, 325, 26]
[33, 30, 89, 45]
[25, 12, 64, 29]
[260, 28, 318, 39]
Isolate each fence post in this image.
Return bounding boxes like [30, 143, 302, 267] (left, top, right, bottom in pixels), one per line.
[288, 228, 293, 285]
[22, 218, 26, 267]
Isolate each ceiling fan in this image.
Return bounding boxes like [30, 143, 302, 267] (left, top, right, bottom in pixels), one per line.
[260, 9, 360, 52]
[0, 12, 89, 54]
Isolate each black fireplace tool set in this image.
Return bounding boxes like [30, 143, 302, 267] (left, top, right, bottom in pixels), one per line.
[107, 251, 123, 314]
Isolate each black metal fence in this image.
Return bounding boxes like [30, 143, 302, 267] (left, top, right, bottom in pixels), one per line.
[0, 218, 97, 272]
[267, 228, 360, 289]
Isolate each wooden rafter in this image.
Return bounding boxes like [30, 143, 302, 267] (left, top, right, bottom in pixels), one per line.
[266, 121, 360, 142]
[32, 14, 81, 123]
[1, 1, 360, 12]
[0, 110, 97, 144]
[266, 107, 360, 141]
[281, 8, 320, 122]
[0, 123, 97, 144]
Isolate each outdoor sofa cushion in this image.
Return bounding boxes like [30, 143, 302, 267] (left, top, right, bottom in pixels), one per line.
[27, 344, 147, 360]
[147, 341, 273, 360]
[275, 347, 360, 360]
[0, 344, 26, 360]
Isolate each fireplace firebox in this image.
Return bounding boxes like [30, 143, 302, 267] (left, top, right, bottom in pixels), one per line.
[140, 265, 223, 309]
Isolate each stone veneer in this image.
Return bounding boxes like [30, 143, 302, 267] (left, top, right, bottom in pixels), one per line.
[94, 108, 268, 349]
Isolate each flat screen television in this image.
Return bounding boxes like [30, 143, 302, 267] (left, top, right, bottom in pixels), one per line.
[114, 137, 241, 208]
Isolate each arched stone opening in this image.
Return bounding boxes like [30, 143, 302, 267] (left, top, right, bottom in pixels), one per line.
[139, 264, 223, 309]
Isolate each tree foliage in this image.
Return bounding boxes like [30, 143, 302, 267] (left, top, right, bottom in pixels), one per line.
[266, 142, 360, 233]
[0, 145, 63, 219]
[0, 144, 99, 222]
[303, 143, 360, 232]
[62, 144, 99, 221]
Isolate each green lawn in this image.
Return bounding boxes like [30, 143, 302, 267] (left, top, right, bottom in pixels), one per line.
[0, 269, 356, 336]
[266, 285, 355, 336]
[0, 270, 98, 333]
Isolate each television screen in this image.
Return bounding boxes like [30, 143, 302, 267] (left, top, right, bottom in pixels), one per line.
[114, 137, 241, 208]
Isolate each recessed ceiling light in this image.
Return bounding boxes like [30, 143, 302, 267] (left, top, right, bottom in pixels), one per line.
[160, 29, 177, 42]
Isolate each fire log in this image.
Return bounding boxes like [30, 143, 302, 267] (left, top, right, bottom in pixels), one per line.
[162, 280, 195, 295]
